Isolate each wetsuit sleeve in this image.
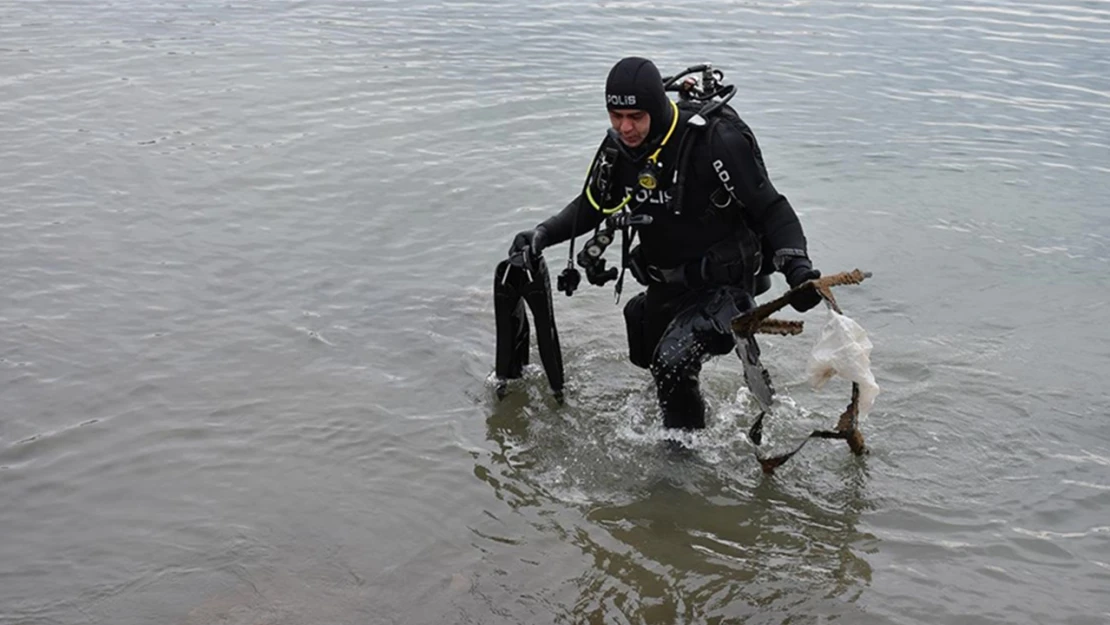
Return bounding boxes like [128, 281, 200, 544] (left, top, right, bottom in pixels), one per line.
[709, 120, 809, 268]
[534, 191, 604, 246]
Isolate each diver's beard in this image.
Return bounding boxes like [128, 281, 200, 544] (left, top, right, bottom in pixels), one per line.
[607, 128, 661, 164]
[621, 135, 645, 149]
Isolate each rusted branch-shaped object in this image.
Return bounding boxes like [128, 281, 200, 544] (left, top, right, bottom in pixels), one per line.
[811, 269, 871, 314]
[836, 383, 867, 456]
[735, 269, 873, 473]
[756, 319, 804, 336]
[753, 382, 867, 475]
[732, 269, 872, 337]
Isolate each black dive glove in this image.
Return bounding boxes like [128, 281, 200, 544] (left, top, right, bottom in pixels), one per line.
[508, 227, 548, 263]
[784, 259, 822, 312]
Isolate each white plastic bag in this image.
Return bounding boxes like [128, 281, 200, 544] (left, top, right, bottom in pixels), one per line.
[806, 309, 879, 420]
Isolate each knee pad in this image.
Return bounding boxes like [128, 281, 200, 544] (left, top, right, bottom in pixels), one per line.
[623, 292, 650, 369]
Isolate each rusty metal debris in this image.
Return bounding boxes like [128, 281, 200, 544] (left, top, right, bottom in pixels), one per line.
[753, 318, 804, 336]
[732, 269, 871, 336]
[730, 269, 873, 474]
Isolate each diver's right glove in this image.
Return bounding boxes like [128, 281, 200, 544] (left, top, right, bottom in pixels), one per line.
[785, 259, 822, 312]
[508, 227, 549, 263]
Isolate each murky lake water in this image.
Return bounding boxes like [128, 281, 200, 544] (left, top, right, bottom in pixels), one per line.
[2, 1, 1109, 623]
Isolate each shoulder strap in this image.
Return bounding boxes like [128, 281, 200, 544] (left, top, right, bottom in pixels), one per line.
[669, 113, 719, 217]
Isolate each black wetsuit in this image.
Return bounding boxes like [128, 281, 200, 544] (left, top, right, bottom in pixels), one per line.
[537, 105, 813, 429]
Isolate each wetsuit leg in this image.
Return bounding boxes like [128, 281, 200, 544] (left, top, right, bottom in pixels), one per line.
[622, 284, 696, 374]
[650, 287, 755, 430]
[639, 284, 698, 363]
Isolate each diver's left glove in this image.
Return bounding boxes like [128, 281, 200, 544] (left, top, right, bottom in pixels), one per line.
[508, 227, 549, 264]
[784, 259, 822, 312]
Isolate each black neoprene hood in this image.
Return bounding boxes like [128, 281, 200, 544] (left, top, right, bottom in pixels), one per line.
[605, 56, 672, 140]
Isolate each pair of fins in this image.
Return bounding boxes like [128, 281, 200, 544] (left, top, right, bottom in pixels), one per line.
[493, 253, 565, 403]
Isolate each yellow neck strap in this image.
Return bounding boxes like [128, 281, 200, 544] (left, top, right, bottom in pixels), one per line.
[648, 101, 680, 164]
[585, 100, 681, 214]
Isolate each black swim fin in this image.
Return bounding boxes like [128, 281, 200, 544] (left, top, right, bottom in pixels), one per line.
[493, 254, 565, 403]
[494, 261, 530, 398]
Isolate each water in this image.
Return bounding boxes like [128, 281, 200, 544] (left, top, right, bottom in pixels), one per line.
[2, 0, 1109, 623]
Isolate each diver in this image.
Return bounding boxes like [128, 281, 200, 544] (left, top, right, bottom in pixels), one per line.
[506, 57, 823, 430]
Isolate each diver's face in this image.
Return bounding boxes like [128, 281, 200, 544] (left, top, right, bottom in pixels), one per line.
[608, 109, 650, 148]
